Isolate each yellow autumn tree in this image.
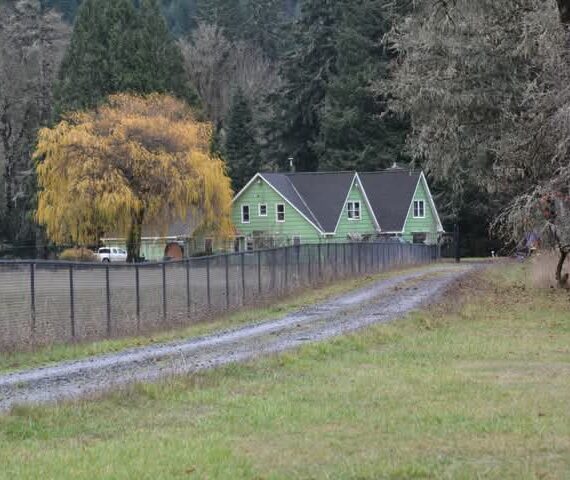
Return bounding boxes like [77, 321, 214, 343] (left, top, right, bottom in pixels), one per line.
[35, 93, 234, 261]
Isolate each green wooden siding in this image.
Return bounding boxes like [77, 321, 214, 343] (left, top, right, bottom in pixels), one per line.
[333, 179, 377, 239]
[402, 177, 439, 244]
[231, 177, 323, 244]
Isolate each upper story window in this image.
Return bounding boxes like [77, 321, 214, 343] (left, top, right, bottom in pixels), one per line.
[242, 205, 250, 223]
[276, 203, 285, 222]
[259, 204, 267, 217]
[347, 201, 361, 220]
[413, 200, 425, 218]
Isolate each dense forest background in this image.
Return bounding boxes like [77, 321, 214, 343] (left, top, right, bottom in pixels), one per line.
[5, 0, 569, 258]
[1, 0, 415, 256]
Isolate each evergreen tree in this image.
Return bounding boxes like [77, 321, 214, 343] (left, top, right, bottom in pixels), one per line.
[224, 89, 261, 190]
[196, 0, 243, 40]
[268, 0, 407, 172]
[54, 0, 196, 114]
[316, 0, 408, 171]
[269, 0, 339, 172]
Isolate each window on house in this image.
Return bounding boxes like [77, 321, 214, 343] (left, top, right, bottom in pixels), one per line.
[413, 200, 425, 218]
[242, 205, 250, 223]
[259, 204, 267, 217]
[246, 238, 254, 251]
[347, 201, 361, 220]
[276, 204, 285, 222]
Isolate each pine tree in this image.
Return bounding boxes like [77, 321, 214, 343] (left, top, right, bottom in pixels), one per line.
[196, 0, 243, 40]
[224, 89, 261, 190]
[268, 0, 407, 172]
[316, 0, 408, 171]
[54, 0, 196, 115]
[269, 0, 339, 172]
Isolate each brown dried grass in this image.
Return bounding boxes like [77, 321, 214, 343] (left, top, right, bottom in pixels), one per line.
[528, 250, 569, 289]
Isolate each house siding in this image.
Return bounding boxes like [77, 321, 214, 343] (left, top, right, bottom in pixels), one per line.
[333, 179, 377, 240]
[402, 177, 439, 244]
[231, 177, 323, 245]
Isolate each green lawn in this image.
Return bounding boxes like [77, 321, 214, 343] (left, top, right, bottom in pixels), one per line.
[0, 263, 568, 479]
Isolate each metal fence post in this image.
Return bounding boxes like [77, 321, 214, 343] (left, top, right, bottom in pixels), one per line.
[334, 243, 338, 279]
[186, 260, 191, 315]
[284, 246, 289, 293]
[308, 245, 312, 282]
[297, 245, 301, 285]
[206, 257, 211, 308]
[69, 265, 75, 339]
[225, 254, 230, 309]
[30, 263, 36, 334]
[317, 243, 322, 280]
[257, 250, 262, 295]
[135, 264, 141, 331]
[241, 252, 246, 305]
[105, 265, 111, 337]
[358, 244, 362, 274]
[162, 262, 167, 321]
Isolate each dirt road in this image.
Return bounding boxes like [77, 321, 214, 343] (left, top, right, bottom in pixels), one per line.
[0, 264, 475, 411]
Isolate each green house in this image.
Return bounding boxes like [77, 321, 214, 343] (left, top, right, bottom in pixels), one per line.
[231, 168, 444, 251]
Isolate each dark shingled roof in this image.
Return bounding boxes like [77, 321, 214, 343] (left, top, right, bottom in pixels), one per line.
[262, 172, 355, 233]
[359, 170, 421, 232]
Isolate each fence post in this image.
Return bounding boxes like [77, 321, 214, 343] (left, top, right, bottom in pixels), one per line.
[317, 243, 322, 280]
[186, 260, 191, 315]
[30, 263, 36, 334]
[308, 245, 312, 282]
[162, 263, 167, 321]
[284, 246, 289, 293]
[297, 245, 301, 285]
[135, 264, 141, 331]
[206, 257, 211, 308]
[257, 250, 262, 295]
[358, 244, 362, 274]
[105, 264, 111, 337]
[69, 265, 75, 339]
[334, 243, 338, 279]
[225, 254, 230, 309]
[241, 252, 246, 305]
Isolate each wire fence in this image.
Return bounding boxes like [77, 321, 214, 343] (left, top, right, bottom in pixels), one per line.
[0, 242, 439, 351]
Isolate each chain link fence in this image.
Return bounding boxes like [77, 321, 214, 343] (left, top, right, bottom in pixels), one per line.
[0, 242, 439, 351]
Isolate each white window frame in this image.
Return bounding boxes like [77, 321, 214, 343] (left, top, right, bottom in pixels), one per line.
[241, 204, 250, 224]
[276, 203, 285, 223]
[347, 201, 361, 220]
[258, 204, 268, 217]
[413, 200, 425, 219]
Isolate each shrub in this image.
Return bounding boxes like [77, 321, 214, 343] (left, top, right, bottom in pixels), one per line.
[59, 247, 97, 262]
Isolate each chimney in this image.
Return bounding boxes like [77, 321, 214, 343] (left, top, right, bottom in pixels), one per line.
[288, 157, 295, 173]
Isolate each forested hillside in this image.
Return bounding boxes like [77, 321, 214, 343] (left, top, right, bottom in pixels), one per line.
[0, 0, 407, 254]
[2, 0, 570, 264]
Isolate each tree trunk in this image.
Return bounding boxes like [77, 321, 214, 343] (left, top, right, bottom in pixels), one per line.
[557, 0, 570, 24]
[126, 210, 144, 263]
[555, 248, 569, 288]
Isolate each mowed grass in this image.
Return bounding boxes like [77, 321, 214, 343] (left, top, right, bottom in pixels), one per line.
[0, 265, 435, 374]
[1, 262, 569, 479]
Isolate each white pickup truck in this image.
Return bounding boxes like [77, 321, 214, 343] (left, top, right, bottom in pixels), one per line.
[97, 247, 128, 263]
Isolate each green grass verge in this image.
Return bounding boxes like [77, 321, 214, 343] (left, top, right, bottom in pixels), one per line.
[1, 262, 568, 479]
[0, 265, 437, 374]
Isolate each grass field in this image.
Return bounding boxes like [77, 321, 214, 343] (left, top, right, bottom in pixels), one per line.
[0, 262, 569, 479]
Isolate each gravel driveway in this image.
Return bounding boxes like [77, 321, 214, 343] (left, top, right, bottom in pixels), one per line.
[0, 264, 475, 412]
